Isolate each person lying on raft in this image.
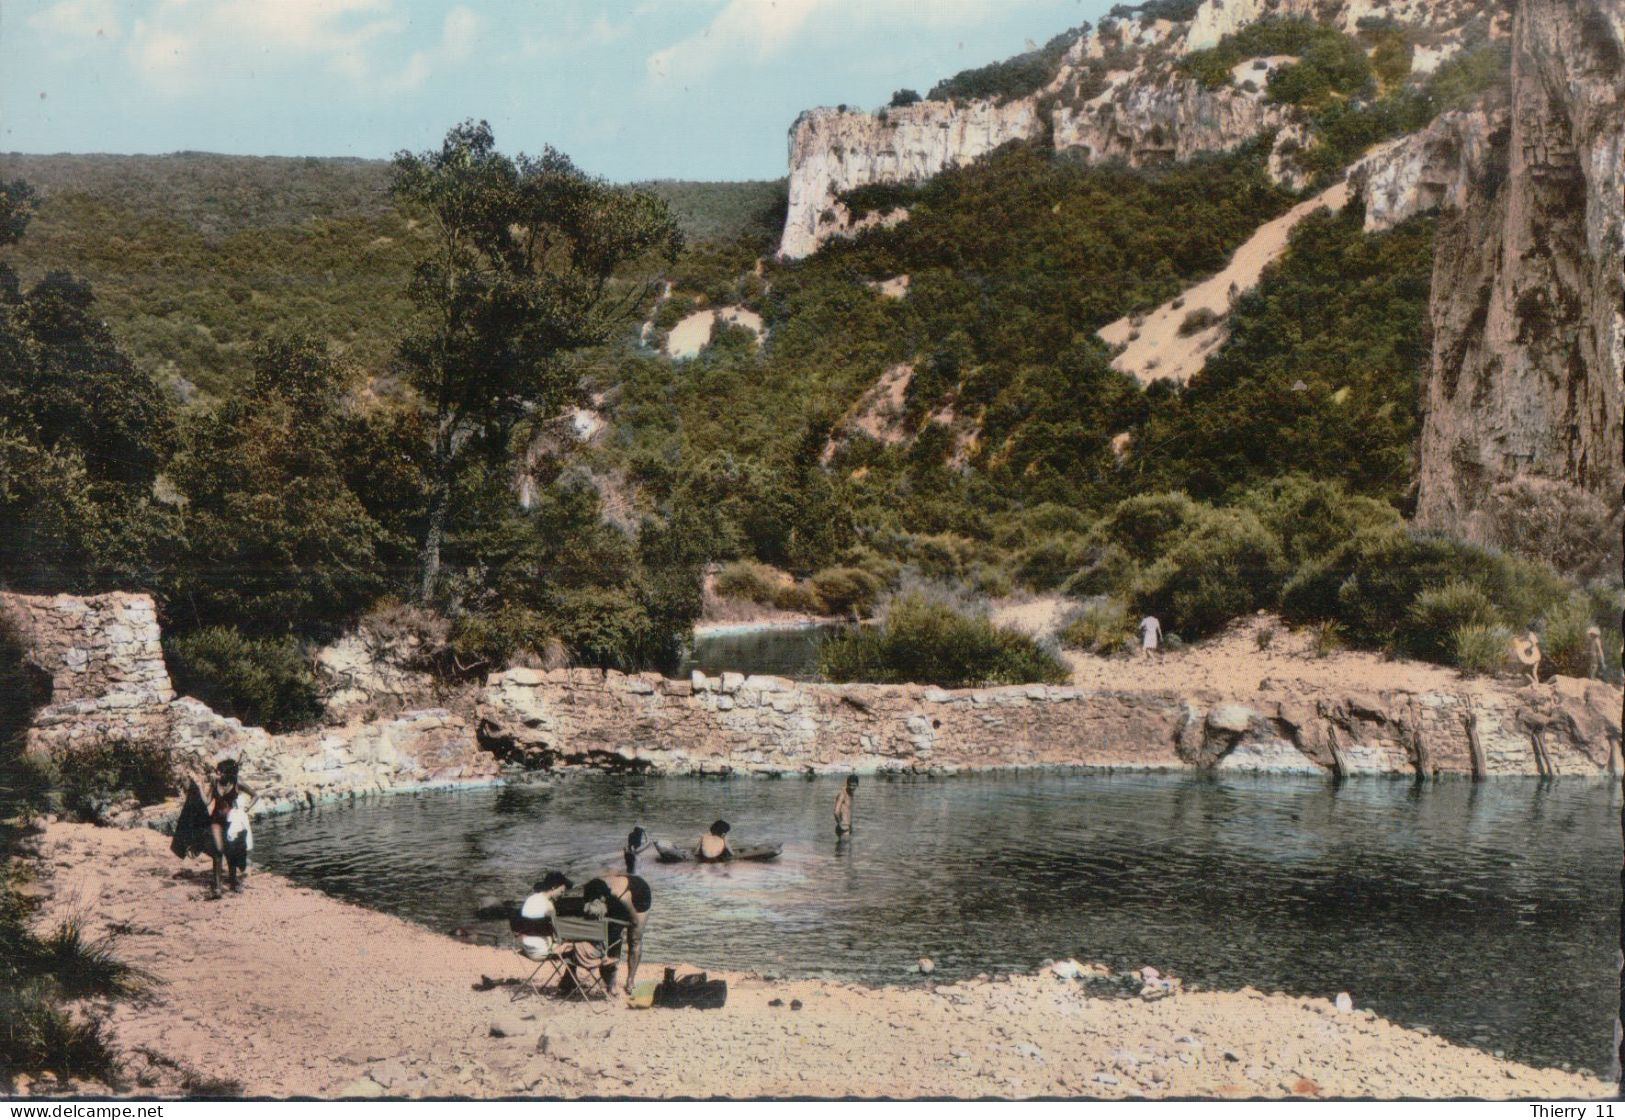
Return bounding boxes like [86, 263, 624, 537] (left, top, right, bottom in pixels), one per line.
[624, 826, 653, 874]
[697, 820, 732, 862]
[580, 874, 652, 994]
[515, 871, 572, 960]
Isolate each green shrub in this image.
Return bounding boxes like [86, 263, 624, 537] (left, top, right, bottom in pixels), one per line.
[1238, 475, 1402, 567]
[1059, 599, 1135, 655]
[714, 560, 788, 606]
[1453, 622, 1512, 676]
[1309, 620, 1345, 658]
[1477, 477, 1622, 582]
[31, 918, 150, 1000]
[447, 604, 549, 673]
[1281, 527, 1568, 654]
[0, 983, 119, 1085]
[1129, 507, 1286, 638]
[818, 592, 1069, 688]
[1177, 307, 1221, 336]
[770, 582, 827, 614]
[1403, 580, 1500, 662]
[51, 739, 176, 825]
[164, 627, 323, 732]
[1539, 594, 1594, 679]
[808, 567, 885, 617]
[1016, 532, 1091, 590]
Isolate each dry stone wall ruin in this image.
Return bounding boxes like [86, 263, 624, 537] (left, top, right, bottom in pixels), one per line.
[6, 593, 1617, 823]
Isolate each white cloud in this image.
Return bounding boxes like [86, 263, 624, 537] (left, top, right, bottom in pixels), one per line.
[646, 0, 1030, 82]
[121, 0, 478, 95]
[28, 0, 123, 44]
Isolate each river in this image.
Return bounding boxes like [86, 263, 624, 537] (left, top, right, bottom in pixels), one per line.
[253, 769, 1620, 1075]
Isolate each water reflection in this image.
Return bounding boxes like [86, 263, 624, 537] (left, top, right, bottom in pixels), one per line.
[677, 623, 849, 681]
[253, 771, 1620, 1073]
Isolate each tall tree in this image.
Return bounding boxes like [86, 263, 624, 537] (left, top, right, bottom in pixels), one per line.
[390, 121, 681, 600]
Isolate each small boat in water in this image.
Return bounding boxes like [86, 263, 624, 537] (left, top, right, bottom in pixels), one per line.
[655, 840, 783, 864]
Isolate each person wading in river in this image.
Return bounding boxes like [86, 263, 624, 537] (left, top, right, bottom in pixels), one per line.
[834, 775, 858, 837]
[624, 826, 653, 874]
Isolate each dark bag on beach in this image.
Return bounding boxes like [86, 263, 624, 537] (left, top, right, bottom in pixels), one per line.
[654, 970, 728, 1010]
[169, 783, 212, 859]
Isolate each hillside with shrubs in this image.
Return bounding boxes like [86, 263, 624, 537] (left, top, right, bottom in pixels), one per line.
[0, 7, 1617, 706]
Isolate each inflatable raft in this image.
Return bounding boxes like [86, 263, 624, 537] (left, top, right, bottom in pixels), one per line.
[655, 841, 782, 864]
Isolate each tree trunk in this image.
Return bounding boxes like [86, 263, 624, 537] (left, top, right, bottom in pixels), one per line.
[419, 468, 452, 603]
[1463, 711, 1487, 780]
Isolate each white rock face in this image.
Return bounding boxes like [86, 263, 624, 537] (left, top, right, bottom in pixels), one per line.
[779, 101, 1040, 259]
[1346, 110, 1496, 232]
[777, 0, 1500, 258]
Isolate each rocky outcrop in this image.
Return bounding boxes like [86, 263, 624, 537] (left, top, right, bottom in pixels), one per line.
[1049, 77, 1290, 168]
[1348, 109, 1501, 233]
[777, 0, 1498, 258]
[1412, 0, 1624, 533]
[779, 100, 1039, 259]
[477, 666, 1620, 779]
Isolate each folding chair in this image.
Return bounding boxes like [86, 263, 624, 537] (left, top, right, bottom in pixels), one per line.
[509, 913, 627, 1013]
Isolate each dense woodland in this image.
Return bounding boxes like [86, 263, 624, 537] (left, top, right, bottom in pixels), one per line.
[0, 16, 1618, 728]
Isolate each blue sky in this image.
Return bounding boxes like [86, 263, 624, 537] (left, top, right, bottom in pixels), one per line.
[3, 0, 1112, 182]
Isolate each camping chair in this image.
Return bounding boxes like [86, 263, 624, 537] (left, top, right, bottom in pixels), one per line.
[509, 913, 627, 1012]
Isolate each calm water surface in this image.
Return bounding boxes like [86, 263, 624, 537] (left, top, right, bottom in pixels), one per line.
[253, 772, 1620, 1073]
[677, 623, 848, 680]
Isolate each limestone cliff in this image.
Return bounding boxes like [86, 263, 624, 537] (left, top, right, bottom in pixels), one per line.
[1412, 0, 1624, 532]
[778, 0, 1495, 258]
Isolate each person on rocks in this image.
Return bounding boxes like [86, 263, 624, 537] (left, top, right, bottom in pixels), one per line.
[1138, 614, 1163, 659]
[187, 757, 257, 899]
[1585, 625, 1607, 681]
[515, 871, 571, 962]
[624, 826, 653, 874]
[1513, 629, 1542, 686]
[833, 775, 858, 837]
[697, 820, 732, 861]
[580, 873, 652, 994]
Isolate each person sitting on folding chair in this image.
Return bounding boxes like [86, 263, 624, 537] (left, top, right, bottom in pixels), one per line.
[581, 873, 652, 995]
[516, 871, 571, 961]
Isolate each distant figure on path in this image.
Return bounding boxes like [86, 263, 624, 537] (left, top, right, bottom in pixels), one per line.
[624, 826, 653, 874]
[834, 775, 858, 837]
[1585, 625, 1606, 680]
[1138, 615, 1163, 659]
[581, 874, 653, 993]
[697, 820, 732, 861]
[516, 871, 571, 961]
[1512, 629, 1542, 686]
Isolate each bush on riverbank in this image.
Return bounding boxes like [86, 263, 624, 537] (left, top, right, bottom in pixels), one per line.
[818, 592, 1068, 688]
[50, 739, 176, 826]
[163, 627, 323, 733]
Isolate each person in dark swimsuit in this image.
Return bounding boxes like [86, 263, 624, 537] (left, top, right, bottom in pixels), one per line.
[697, 820, 732, 861]
[581, 874, 652, 994]
[624, 826, 653, 874]
[195, 758, 256, 898]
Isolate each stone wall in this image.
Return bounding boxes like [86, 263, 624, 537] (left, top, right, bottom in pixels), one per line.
[5, 592, 501, 818]
[11, 595, 1618, 819]
[477, 667, 1621, 779]
[3, 592, 176, 754]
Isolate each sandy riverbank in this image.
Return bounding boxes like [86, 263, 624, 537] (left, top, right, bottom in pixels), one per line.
[11, 821, 1610, 1100]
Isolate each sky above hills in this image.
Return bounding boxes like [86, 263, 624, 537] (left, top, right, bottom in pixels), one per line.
[4, 0, 1112, 182]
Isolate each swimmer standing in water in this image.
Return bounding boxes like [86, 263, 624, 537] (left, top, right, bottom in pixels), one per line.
[833, 774, 858, 837]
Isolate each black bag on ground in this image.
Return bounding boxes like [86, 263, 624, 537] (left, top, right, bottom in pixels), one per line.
[653, 969, 728, 1010]
[169, 783, 212, 859]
